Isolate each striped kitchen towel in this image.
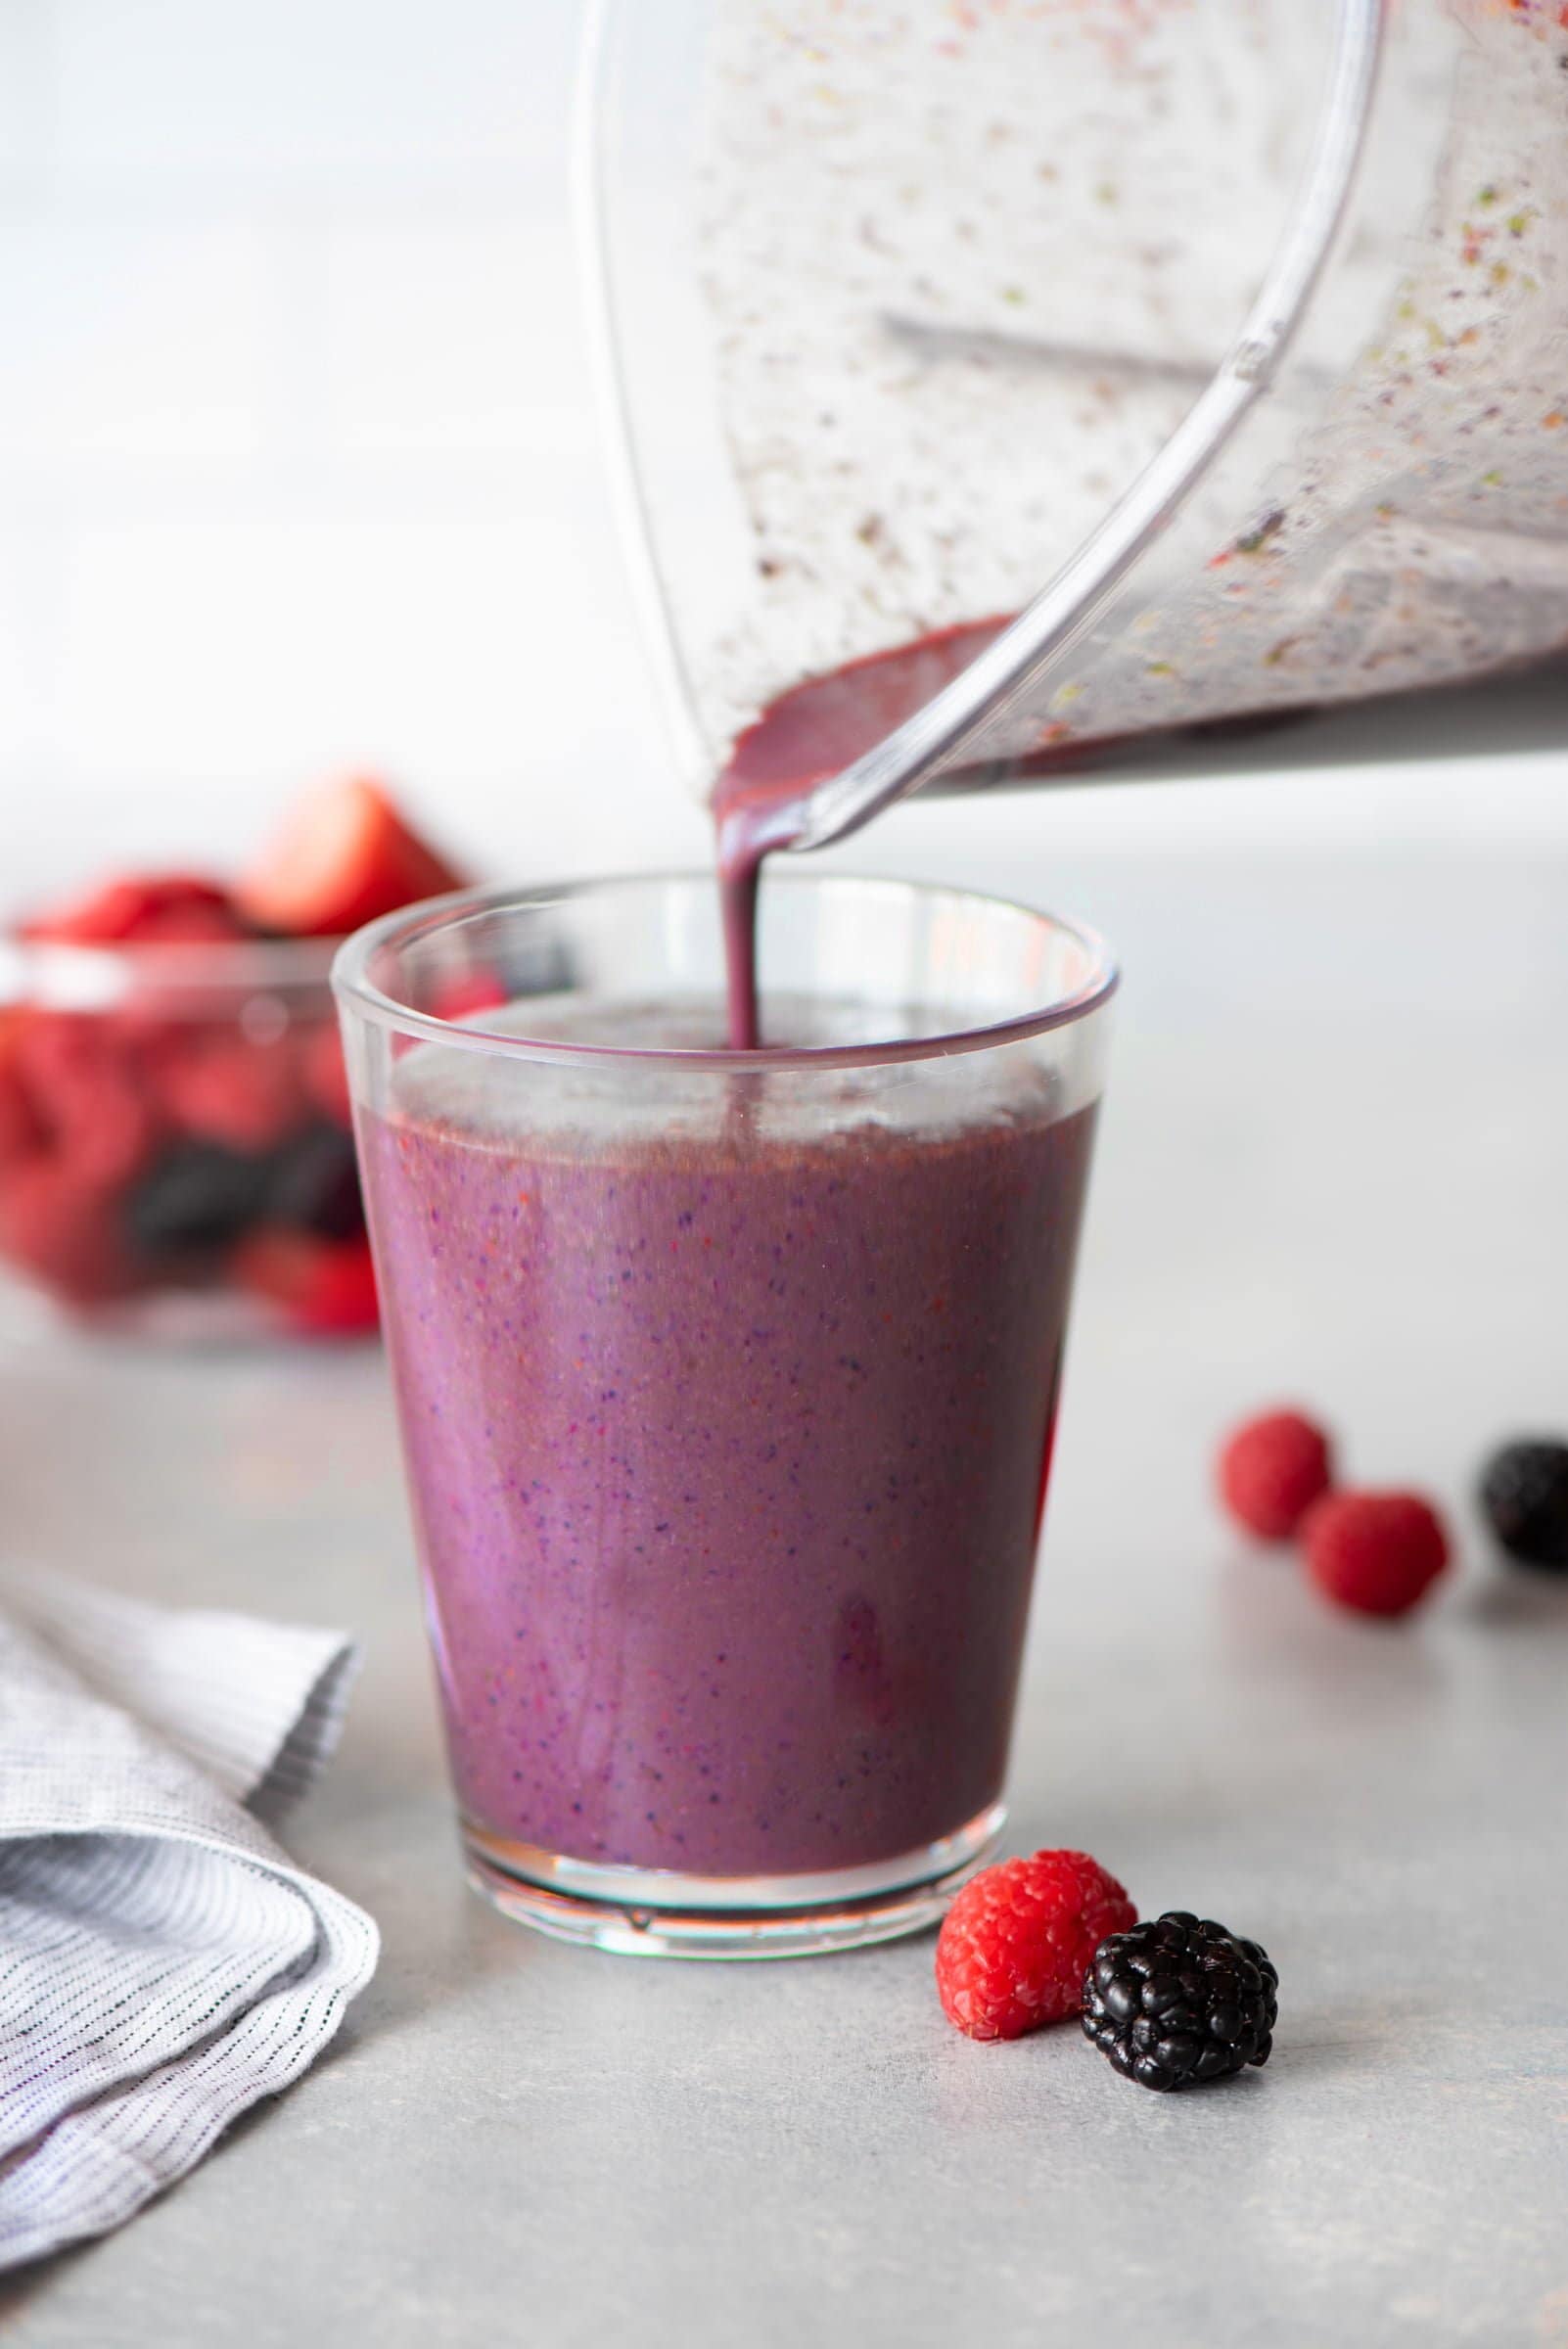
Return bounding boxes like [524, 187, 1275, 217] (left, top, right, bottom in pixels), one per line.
[0, 1567, 379, 2271]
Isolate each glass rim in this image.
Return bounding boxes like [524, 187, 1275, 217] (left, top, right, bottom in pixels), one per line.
[331, 870, 1119, 1073]
[0, 929, 341, 1010]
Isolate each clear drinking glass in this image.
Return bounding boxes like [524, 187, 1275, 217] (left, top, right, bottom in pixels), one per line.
[335, 873, 1114, 1958]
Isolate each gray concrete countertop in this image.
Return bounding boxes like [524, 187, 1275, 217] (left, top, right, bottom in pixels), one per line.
[2, 840, 1566, 2347]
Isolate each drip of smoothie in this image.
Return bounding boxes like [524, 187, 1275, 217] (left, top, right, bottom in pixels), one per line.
[714, 791, 799, 1052]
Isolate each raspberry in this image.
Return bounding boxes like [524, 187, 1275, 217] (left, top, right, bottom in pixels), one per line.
[1301, 1491, 1450, 1618]
[11, 1013, 161, 1187]
[154, 1033, 305, 1154]
[1218, 1408, 1333, 1541]
[936, 1849, 1136, 2042]
[0, 1163, 132, 1306]
[0, 1021, 45, 1169]
[12, 1013, 115, 1133]
[63, 1077, 160, 1190]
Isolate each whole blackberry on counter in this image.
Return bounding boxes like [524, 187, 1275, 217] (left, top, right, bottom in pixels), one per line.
[1083, 1911, 1277, 2092]
[1479, 1440, 1568, 1572]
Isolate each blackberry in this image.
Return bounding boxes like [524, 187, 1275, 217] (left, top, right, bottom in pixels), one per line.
[1083, 1911, 1277, 2092]
[125, 1142, 268, 1265]
[1479, 1440, 1568, 1572]
[266, 1122, 364, 1240]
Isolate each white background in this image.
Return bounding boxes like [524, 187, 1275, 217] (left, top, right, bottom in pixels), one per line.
[0, 0, 1563, 903]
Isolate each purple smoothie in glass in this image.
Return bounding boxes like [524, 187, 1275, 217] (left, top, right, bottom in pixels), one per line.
[358, 1014, 1096, 1883]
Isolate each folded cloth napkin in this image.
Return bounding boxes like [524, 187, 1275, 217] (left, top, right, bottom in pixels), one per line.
[0, 1566, 379, 2272]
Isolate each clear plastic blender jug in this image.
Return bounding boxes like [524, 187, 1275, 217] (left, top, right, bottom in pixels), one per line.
[579, 0, 1568, 848]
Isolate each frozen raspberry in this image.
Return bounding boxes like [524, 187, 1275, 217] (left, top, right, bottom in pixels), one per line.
[12, 1013, 114, 1132]
[936, 1849, 1136, 2042]
[0, 1022, 44, 1169]
[154, 1033, 305, 1154]
[1301, 1491, 1450, 1618]
[1218, 1408, 1334, 1541]
[11, 1014, 160, 1187]
[0, 1163, 132, 1306]
[64, 1077, 160, 1190]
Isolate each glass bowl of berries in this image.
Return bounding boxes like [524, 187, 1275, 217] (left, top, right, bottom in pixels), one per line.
[0, 777, 465, 1339]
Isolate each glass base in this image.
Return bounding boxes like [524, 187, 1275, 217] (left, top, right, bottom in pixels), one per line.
[462, 1801, 1006, 1960]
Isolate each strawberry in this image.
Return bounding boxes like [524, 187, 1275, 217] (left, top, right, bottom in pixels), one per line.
[238, 777, 465, 939]
[22, 874, 249, 946]
[233, 1227, 380, 1336]
[431, 972, 509, 1025]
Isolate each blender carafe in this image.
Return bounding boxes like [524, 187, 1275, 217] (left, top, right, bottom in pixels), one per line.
[579, 0, 1568, 847]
